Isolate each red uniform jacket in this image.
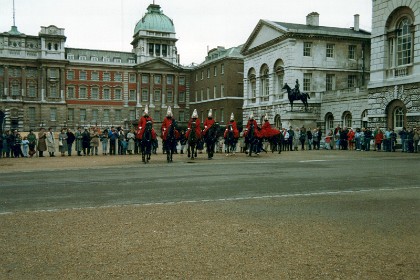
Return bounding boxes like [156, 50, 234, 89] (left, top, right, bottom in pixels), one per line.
[224, 121, 239, 138]
[203, 118, 215, 136]
[244, 119, 260, 138]
[161, 117, 180, 141]
[260, 120, 280, 138]
[137, 116, 155, 140]
[186, 118, 201, 139]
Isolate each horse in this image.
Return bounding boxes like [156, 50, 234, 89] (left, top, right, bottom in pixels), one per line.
[224, 124, 237, 156]
[245, 123, 258, 157]
[141, 121, 153, 163]
[282, 83, 310, 111]
[267, 133, 283, 154]
[187, 122, 199, 160]
[164, 120, 178, 163]
[204, 123, 219, 159]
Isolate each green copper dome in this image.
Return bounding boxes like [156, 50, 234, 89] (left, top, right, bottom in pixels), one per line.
[134, 4, 175, 35]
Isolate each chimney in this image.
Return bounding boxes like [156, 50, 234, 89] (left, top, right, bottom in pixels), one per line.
[354, 14, 360, 31]
[306, 12, 319, 26]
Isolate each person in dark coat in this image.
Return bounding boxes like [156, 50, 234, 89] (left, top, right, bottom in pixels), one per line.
[81, 128, 91, 156]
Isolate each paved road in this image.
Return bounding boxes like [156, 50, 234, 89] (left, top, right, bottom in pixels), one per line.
[1, 152, 419, 213]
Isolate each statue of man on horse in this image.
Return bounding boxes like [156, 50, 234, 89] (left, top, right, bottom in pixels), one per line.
[282, 79, 311, 111]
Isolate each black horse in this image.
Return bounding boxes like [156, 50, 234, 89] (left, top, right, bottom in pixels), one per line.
[187, 122, 199, 160]
[245, 123, 258, 157]
[282, 83, 310, 111]
[224, 124, 237, 156]
[204, 123, 219, 160]
[164, 120, 178, 163]
[267, 133, 283, 154]
[141, 121, 153, 163]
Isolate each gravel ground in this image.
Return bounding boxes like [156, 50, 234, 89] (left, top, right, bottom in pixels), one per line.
[1, 151, 419, 279]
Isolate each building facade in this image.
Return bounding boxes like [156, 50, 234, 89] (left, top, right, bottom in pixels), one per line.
[241, 13, 372, 131]
[0, 4, 191, 132]
[190, 46, 244, 127]
[368, 0, 420, 130]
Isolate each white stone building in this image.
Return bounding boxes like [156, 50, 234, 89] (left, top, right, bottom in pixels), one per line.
[368, 0, 420, 130]
[241, 12, 371, 132]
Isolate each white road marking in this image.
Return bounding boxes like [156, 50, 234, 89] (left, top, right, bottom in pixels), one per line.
[299, 160, 328, 163]
[1, 186, 418, 216]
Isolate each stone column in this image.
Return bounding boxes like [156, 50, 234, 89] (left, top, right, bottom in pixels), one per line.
[22, 67, 26, 98]
[149, 74, 155, 108]
[4, 66, 9, 97]
[161, 74, 166, 108]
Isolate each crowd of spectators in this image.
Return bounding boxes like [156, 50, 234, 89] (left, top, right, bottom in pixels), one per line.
[1, 125, 419, 158]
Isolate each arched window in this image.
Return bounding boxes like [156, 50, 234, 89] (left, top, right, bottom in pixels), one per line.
[325, 113, 334, 132]
[274, 114, 282, 129]
[396, 18, 412, 66]
[248, 68, 256, 103]
[260, 65, 269, 102]
[343, 112, 352, 128]
[394, 107, 404, 128]
[274, 60, 284, 100]
[361, 110, 368, 128]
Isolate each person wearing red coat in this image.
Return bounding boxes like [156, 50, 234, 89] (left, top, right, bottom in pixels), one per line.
[375, 129, 384, 151]
[224, 113, 239, 139]
[244, 113, 259, 138]
[137, 105, 156, 140]
[203, 109, 215, 137]
[186, 109, 201, 140]
[347, 128, 355, 150]
[260, 114, 280, 139]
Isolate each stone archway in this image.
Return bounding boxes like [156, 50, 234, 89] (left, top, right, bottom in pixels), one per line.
[274, 114, 282, 129]
[386, 99, 406, 130]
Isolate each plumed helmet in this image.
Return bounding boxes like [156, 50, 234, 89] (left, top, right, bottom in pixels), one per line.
[249, 113, 254, 120]
[208, 109, 213, 118]
[167, 106, 173, 117]
[264, 114, 268, 121]
[143, 105, 149, 116]
[192, 109, 198, 118]
[230, 113, 234, 121]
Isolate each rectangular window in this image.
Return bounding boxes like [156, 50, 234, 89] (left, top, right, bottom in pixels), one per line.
[113, 58, 122, 63]
[213, 86, 217, 99]
[149, 43, 154, 56]
[92, 109, 98, 122]
[129, 73, 136, 83]
[214, 66, 217, 76]
[154, 75, 161, 84]
[220, 108, 224, 123]
[167, 91, 173, 102]
[80, 109, 87, 122]
[348, 75, 357, 88]
[162, 44, 167, 57]
[128, 59, 136, 64]
[167, 75, 173, 85]
[129, 110, 136, 121]
[195, 91, 198, 102]
[220, 84, 225, 98]
[28, 85, 36, 97]
[10, 84, 18, 96]
[67, 87, 75, 99]
[103, 57, 110, 62]
[67, 70, 74, 80]
[326, 44, 334, 58]
[221, 64, 225, 74]
[129, 90, 136, 101]
[303, 73, 312, 92]
[114, 73, 122, 82]
[79, 71, 87, 80]
[207, 68, 210, 78]
[115, 109, 122, 121]
[142, 75, 149, 84]
[28, 107, 36, 120]
[91, 56, 98, 62]
[200, 89, 203, 101]
[114, 88, 122, 100]
[91, 72, 99, 81]
[155, 44, 160, 56]
[91, 88, 99, 99]
[348, 45, 356, 60]
[178, 111, 185, 122]
[206, 88, 210, 100]
[326, 74, 335, 91]
[79, 87, 87, 99]
[195, 74, 198, 82]
[303, 42, 312, 56]
[153, 111, 160, 121]
[103, 72, 110, 81]
[154, 90, 161, 102]
[179, 91, 185, 103]
[49, 85, 58, 98]
[103, 109, 110, 122]
[201, 71, 204, 80]
[48, 69, 58, 79]
[103, 88, 110, 100]
[142, 89, 148, 102]
[68, 108, 74, 121]
[179, 76, 185, 85]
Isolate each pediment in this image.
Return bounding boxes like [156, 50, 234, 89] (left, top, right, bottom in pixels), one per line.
[242, 20, 286, 54]
[136, 58, 181, 72]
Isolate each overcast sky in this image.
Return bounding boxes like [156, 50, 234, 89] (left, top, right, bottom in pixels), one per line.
[0, 0, 372, 65]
